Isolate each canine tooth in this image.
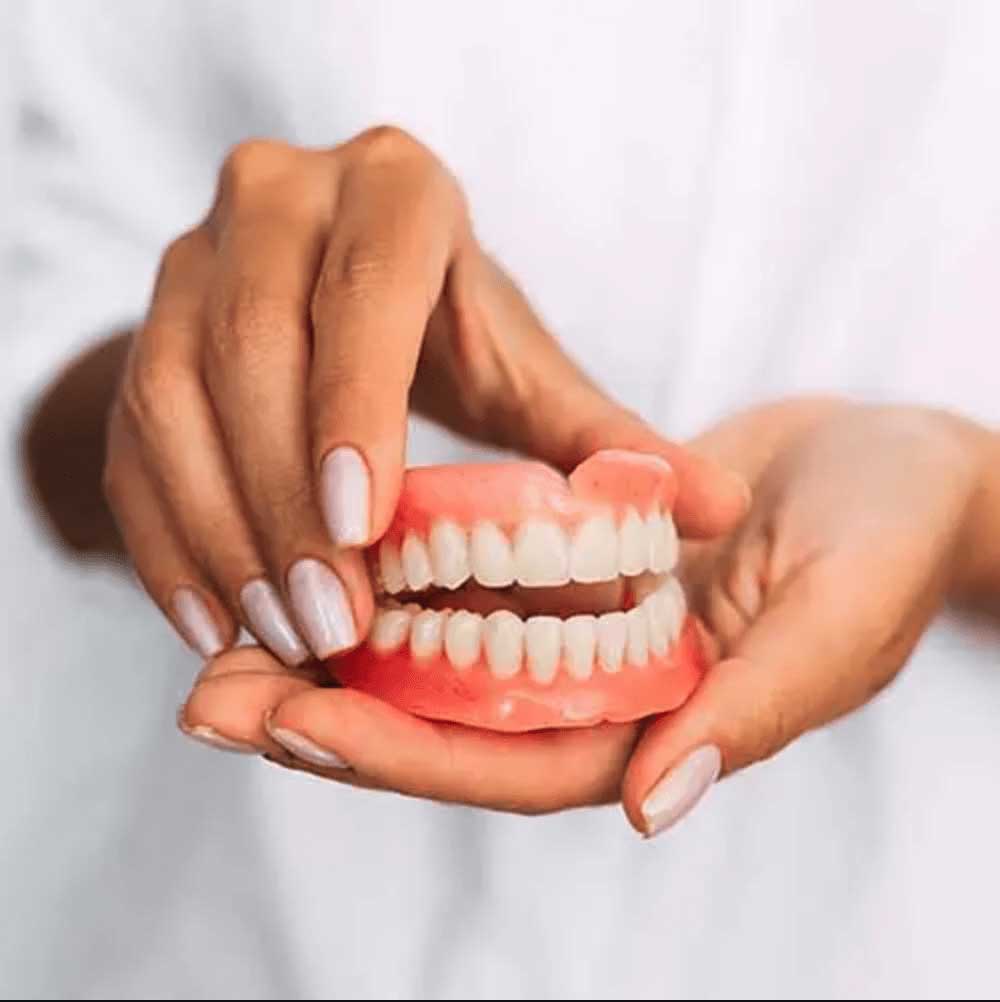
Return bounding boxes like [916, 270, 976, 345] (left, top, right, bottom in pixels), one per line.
[429, 519, 470, 589]
[378, 539, 406, 594]
[664, 576, 687, 641]
[618, 506, 647, 576]
[370, 608, 411, 653]
[514, 520, 570, 587]
[646, 510, 678, 573]
[444, 610, 483, 670]
[643, 592, 670, 656]
[469, 522, 515, 587]
[569, 515, 619, 583]
[410, 609, 445, 660]
[645, 511, 667, 572]
[401, 533, 433, 591]
[525, 616, 562, 684]
[596, 611, 627, 673]
[625, 606, 649, 666]
[564, 615, 597, 680]
[484, 610, 524, 679]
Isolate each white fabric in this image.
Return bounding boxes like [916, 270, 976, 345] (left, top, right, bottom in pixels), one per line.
[4, 1, 1000, 998]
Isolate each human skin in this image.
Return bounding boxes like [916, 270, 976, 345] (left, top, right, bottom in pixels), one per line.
[177, 398, 1000, 834]
[22, 128, 1000, 834]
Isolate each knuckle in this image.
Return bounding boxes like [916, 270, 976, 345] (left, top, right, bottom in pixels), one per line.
[155, 229, 203, 287]
[217, 138, 301, 202]
[313, 239, 393, 316]
[120, 341, 187, 432]
[351, 124, 423, 162]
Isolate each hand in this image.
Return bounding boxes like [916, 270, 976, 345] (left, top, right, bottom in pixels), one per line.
[103, 128, 747, 665]
[179, 399, 985, 832]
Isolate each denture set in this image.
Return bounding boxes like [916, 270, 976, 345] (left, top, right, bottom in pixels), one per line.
[330, 451, 707, 731]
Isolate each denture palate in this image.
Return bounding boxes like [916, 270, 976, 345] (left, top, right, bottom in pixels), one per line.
[368, 506, 685, 685]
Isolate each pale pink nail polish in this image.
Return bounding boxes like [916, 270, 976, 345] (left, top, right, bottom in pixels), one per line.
[240, 578, 309, 666]
[320, 446, 370, 547]
[287, 558, 357, 658]
[181, 723, 258, 754]
[641, 744, 721, 837]
[170, 587, 225, 658]
[268, 725, 351, 769]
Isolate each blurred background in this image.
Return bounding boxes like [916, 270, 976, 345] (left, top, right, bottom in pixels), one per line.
[3, 2, 1000, 999]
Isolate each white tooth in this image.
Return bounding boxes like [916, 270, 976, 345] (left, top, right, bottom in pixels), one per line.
[569, 514, 619, 583]
[378, 539, 406, 594]
[410, 609, 445, 660]
[645, 511, 667, 573]
[525, 616, 562, 684]
[596, 611, 627, 673]
[428, 519, 470, 589]
[625, 606, 649, 666]
[401, 533, 434, 591]
[469, 522, 515, 587]
[644, 593, 670, 657]
[646, 509, 679, 573]
[664, 577, 687, 642]
[563, 615, 597, 680]
[370, 608, 412, 654]
[484, 610, 524, 679]
[618, 506, 647, 576]
[514, 520, 570, 587]
[444, 610, 483, 670]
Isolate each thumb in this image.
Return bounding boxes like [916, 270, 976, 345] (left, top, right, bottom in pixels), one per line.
[620, 567, 890, 837]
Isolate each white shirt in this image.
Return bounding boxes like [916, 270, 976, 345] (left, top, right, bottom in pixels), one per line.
[4, 2, 1000, 997]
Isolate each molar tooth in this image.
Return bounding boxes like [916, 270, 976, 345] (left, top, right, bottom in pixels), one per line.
[443, 610, 483, 670]
[410, 609, 446, 660]
[429, 519, 470, 589]
[484, 610, 524, 679]
[625, 606, 649, 666]
[643, 593, 670, 657]
[513, 520, 570, 587]
[596, 611, 627, 673]
[569, 514, 619, 583]
[469, 522, 515, 587]
[563, 615, 597, 680]
[370, 608, 412, 654]
[378, 539, 406, 594]
[524, 616, 562, 684]
[618, 506, 647, 576]
[401, 533, 434, 591]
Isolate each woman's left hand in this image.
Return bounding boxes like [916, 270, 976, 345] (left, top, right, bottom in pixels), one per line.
[179, 399, 987, 834]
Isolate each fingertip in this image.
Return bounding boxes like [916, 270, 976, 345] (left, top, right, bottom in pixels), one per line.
[319, 444, 372, 548]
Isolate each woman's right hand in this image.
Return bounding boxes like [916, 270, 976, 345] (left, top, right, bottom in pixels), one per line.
[104, 127, 748, 666]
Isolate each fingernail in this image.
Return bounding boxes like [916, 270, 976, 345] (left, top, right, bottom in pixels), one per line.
[320, 445, 370, 547]
[641, 744, 721, 838]
[287, 558, 357, 658]
[181, 723, 258, 754]
[268, 725, 351, 769]
[171, 587, 225, 658]
[240, 578, 310, 666]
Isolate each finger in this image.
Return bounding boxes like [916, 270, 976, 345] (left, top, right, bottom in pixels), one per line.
[128, 229, 314, 667]
[621, 561, 933, 837]
[180, 646, 317, 752]
[266, 686, 636, 813]
[104, 407, 235, 658]
[203, 150, 372, 663]
[309, 131, 463, 550]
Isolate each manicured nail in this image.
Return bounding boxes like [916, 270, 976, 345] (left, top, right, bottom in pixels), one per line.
[320, 445, 370, 547]
[181, 723, 258, 754]
[268, 725, 351, 769]
[240, 578, 310, 666]
[170, 587, 225, 658]
[287, 558, 357, 658]
[641, 744, 721, 838]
